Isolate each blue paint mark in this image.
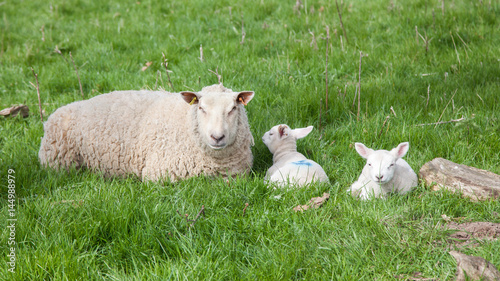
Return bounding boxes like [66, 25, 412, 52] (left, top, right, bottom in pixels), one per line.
[291, 160, 313, 167]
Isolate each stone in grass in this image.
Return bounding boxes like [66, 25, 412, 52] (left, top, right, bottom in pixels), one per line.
[419, 158, 500, 201]
[449, 251, 500, 281]
[0, 105, 29, 118]
[293, 193, 329, 212]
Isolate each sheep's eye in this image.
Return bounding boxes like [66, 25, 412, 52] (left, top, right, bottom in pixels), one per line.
[229, 106, 237, 114]
[368, 163, 372, 167]
[269, 133, 274, 136]
[389, 163, 395, 168]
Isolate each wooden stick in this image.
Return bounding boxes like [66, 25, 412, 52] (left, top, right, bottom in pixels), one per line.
[31, 67, 43, 122]
[335, 0, 348, 44]
[69, 52, 84, 99]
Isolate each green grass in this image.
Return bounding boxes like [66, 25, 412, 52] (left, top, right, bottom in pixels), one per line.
[1, 0, 499, 279]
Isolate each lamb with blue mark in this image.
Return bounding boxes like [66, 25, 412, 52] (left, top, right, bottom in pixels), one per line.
[262, 124, 330, 187]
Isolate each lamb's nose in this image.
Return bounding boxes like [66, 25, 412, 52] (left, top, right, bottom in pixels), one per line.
[211, 134, 225, 143]
[375, 175, 383, 180]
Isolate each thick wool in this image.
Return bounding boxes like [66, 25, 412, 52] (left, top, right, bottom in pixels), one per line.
[39, 84, 255, 181]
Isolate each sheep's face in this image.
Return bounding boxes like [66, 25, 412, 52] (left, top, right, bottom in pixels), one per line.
[181, 89, 254, 150]
[262, 124, 313, 154]
[355, 142, 409, 185]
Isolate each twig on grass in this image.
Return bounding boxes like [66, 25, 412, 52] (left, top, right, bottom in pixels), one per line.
[176, 206, 205, 228]
[209, 66, 222, 84]
[441, 0, 445, 16]
[434, 89, 458, 128]
[199, 44, 204, 62]
[30, 67, 43, 122]
[162, 52, 175, 92]
[378, 116, 390, 137]
[190, 205, 205, 228]
[426, 84, 430, 108]
[415, 116, 467, 127]
[308, 30, 318, 50]
[335, 0, 348, 44]
[418, 30, 433, 53]
[69, 52, 84, 99]
[242, 203, 249, 217]
[54, 46, 69, 64]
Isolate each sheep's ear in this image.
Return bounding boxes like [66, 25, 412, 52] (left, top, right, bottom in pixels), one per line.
[236, 91, 254, 106]
[354, 143, 373, 159]
[391, 142, 409, 159]
[278, 125, 290, 138]
[291, 126, 313, 139]
[181, 92, 199, 105]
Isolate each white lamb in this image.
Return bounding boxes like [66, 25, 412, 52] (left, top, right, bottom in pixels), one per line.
[262, 124, 330, 187]
[39, 84, 255, 181]
[348, 142, 418, 200]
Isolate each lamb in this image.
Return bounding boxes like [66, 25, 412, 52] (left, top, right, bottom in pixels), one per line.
[38, 84, 255, 181]
[262, 124, 330, 187]
[347, 142, 418, 200]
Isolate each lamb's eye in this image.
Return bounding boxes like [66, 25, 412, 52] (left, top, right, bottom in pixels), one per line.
[368, 163, 372, 167]
[269, 133, 273, 136]
[389, 163, 395, 167]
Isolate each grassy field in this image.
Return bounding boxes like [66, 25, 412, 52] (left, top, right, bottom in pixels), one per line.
[1, 0, 499, 279]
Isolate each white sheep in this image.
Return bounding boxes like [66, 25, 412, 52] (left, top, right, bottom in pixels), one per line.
[347, 142, 418, 200]
[262, 124, 330, 187]
[38, 84, 255, 181]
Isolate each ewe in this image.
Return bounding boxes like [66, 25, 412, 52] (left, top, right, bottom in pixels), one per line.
[348, 142, 418, 200]
[39, 84, 255, 181]
[262, 124, 329, 187]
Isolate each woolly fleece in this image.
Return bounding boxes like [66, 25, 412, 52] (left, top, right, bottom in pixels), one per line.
[39, 84, 255, 181]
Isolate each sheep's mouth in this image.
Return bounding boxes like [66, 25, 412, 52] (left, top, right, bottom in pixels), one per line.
[209, 144, 227, 150]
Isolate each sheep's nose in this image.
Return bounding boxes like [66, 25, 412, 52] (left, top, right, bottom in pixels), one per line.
[375, 175, 383, 180]
[211, 134, 225, 143]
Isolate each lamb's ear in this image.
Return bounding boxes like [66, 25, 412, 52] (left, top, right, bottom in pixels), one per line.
[181, 92, 199, 105]
[236, 91, 254, 106]
[291, 126, 313, 139]
[354, 143, 373, 159]
[278, 125, 290, 138]
[391, 142, 409, 159]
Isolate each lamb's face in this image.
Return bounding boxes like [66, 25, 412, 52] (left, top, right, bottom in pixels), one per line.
[364, 151, 397, 184]
[181, 89, 254, 150]
[262, 125, 287, 154]
[354, 142, 410, 185]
